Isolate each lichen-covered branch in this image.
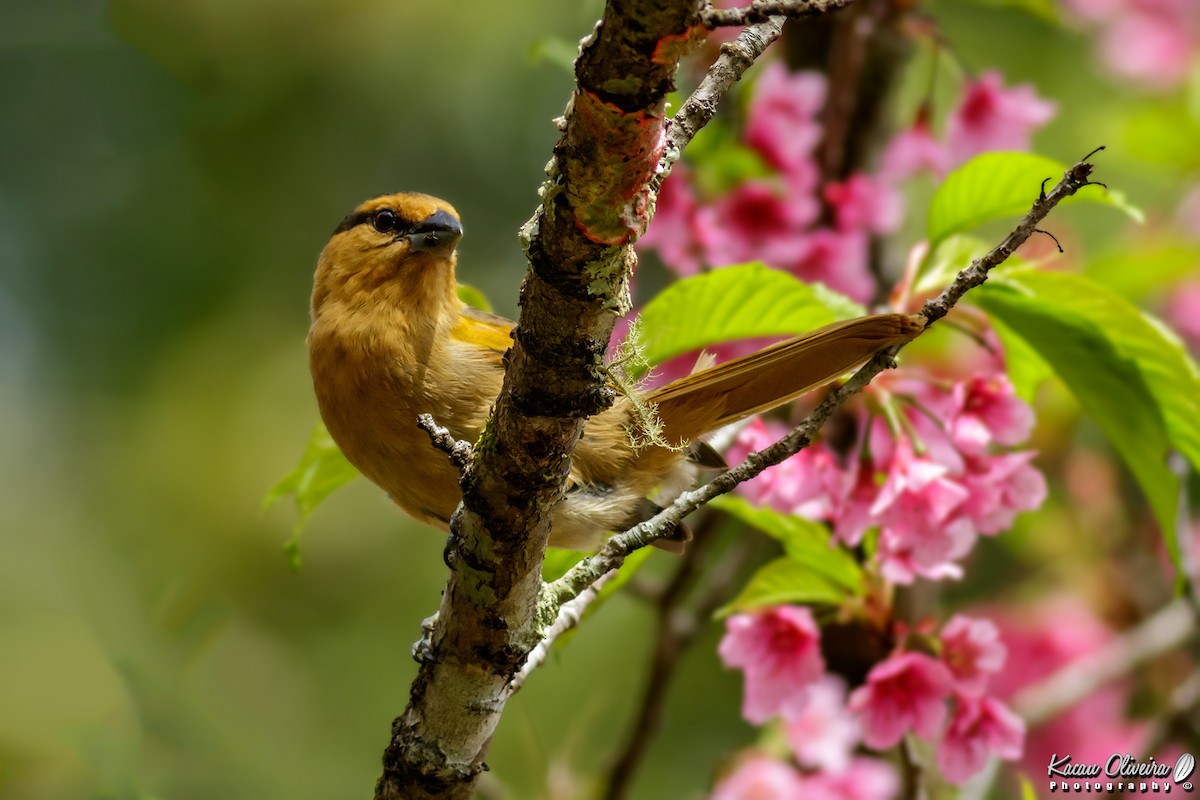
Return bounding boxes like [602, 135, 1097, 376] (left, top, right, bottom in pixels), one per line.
[376, 3, 706, 798]
[700, 0, 853, 27]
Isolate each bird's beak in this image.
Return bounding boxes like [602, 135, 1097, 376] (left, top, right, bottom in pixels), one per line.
[407, 209, 463, 258]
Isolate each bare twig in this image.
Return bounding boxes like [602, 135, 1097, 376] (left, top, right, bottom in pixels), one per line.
[1012, 598, 1196, 727]
[655, 16, 789, 192]
[416, 413, 474, 471]
[700, 0, 852, 27]
[504, 570, 621, 697]
[541, 151, 1105, 617]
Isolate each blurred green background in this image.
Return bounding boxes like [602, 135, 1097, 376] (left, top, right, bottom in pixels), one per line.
[1, 0, 1195, 798]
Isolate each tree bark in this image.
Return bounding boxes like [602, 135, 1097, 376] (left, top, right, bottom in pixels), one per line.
[375, 2, 703, 797]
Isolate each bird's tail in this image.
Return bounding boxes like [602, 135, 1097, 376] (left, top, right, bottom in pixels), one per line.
[646, 313, 926, 446]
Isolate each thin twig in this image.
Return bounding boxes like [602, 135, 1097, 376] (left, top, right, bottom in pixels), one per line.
[505, 570, 620, 697]
[700, 0, 852, 27]
[1012, 598, 1197, 727]
[416, 413, 474, 471]
[541, 150, 1104, 618]
[654, 18, 788, 193]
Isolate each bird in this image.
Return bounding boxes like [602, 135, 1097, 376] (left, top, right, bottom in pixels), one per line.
[308, 192, 925, 552]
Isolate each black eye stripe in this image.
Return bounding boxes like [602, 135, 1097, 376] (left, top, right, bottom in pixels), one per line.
[331, 207, 415, 236]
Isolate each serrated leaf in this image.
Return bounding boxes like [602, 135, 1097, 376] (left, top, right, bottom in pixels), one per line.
[265, 423, 361, 566]
[712, 495, 863, 594]
[632, 263, 862, 373]
[718, 556, 850, 616]
[974, 271, 1200, 568]
[927, 152, 1143, 250]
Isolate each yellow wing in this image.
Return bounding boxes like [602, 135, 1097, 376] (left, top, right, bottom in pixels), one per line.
[450, 305, 515, 363]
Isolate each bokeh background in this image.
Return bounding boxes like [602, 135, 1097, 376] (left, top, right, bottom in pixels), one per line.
[2, 1, 1197, 798]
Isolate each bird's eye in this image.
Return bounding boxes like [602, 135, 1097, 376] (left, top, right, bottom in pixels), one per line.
[372, 209, 400, 233]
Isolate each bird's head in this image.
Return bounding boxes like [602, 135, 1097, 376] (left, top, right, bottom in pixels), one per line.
[312, 192, 464, 317]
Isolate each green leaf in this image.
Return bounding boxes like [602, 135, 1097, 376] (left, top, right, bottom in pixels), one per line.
[632, 263, 862, 373]
[927, 152, 1143, 250]
[974, 272, 1200, 567]
[719, 556, 849, 616]
[457, 282, 493, 312]
[712, 495, 863, 594]
[989, 314, 1054, 403]
[265, 423, 361, 567]
[1085, 242, 1200, 300]
[915, 234, 990, 295]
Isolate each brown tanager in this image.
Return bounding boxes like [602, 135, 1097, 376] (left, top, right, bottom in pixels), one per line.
[308, 193, 923, 550]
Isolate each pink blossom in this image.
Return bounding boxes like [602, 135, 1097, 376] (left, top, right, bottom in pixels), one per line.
[696, 179, 818, 268]
[719, 605, 826, 724]
[937, 694, 1026, 784]
[788, 227, 875, 304]
[1098, 11, 1195, 89]
[729, 419, 845, 521]
[745, 62, 828, 175]
[824, 173, 904, 235]
[940, 615, 1006, 696]
[711, 754, 806, 800]
[879, 118, 949, 181]
[945, 71, 1056, 166]
[848, 651, 954, 749]
[876, 518, 975, 584]
[832, 453, 881, 548]
[783, 676, 860, 772]
[960, 451, 1047, 536]
[948, 374, 1035, 455]
[801, 757, 900, 800]
[870, 439, 976, 583]
[1164, 281, 1200, 351]
[638, 168, 706, 276]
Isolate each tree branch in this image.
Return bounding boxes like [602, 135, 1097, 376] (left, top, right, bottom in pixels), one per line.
[502, 569, 620, 699]
[541, 150, 1104, 617]
[656, 15, 787, 192]
[700, 0, 853, 28]
[376, 3, 705, 797]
